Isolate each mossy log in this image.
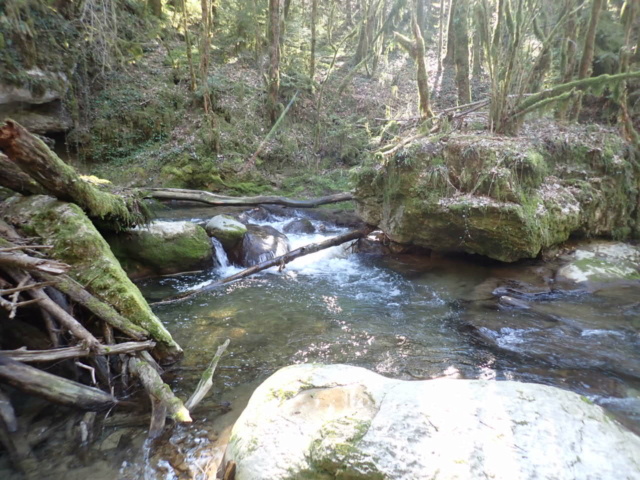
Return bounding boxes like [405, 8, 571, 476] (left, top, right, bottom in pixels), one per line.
[0, 356, 118, 410]
[128, 356, 192, 423]
[143, 188, 354, 208]
[0, 195, 183, 363]
[0, 120, 146, 230]
[0, 152, 44, 195]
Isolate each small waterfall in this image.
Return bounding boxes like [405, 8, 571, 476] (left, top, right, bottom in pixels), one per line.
[211, 237, 230, 268]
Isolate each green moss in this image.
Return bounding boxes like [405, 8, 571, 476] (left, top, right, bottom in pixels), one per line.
[2, 195, 182, 362]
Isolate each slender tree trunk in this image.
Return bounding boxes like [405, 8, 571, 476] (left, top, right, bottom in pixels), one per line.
[182, 0, 197, 91]
[147, 0, 162, 17]
[578, 0, 604, 79]
[437, 0, 446, 72]
[453, 0, 470, 104]
[310, 0, 318, 83]
[200, 0, 220, 150]
[346, 0, 354, 25]
[268, 0, 282, 124]
[443, 0, 456, 65]
[412, 0, 434, 118]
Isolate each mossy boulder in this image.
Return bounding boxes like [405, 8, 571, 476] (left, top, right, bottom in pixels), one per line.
[108, 221, 213, 278]
[225, 364, 640, 480]
[0, 195, 182, 363]
[205, 215, 247, 250]
[355, 127, 639, 262]
[230, 224, 290, 267]
[556, 242, 640, 284]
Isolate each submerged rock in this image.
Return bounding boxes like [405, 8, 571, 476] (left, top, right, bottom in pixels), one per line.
[283, 218, 316, 234]
[231, 225, 290, 267]
[556, 241, 640, 284]
[206, 215, 248, 249]
[224, 364, 640, 480]
[355, 129, 639, 262]
[108, 221, 213, 278]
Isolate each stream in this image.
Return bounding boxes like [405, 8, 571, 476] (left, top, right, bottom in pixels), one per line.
[4, 205, 640, 479]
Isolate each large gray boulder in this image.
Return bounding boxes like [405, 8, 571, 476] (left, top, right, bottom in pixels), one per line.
[230, 224, 290, 267]
[108, 221, 212, 278]
[224, 364, 640, 480]
[556, 241, 640, 284]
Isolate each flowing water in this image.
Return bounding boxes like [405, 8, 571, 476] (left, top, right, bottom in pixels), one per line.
[3, 206, 639, 479]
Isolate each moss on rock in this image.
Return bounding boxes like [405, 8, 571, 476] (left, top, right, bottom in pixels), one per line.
[107, 221, 213, 278]
[0, 195, 182, 363]
[355, 128, 639, 262]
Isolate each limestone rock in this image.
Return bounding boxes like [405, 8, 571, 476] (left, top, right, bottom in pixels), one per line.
[355, 131, 639, 262]
[231, 224, 290, 267]
[205, 215, 247, 249]
[225, 364, 640, 480]
[557, 242, 640, 284]
[108, 221, 213, 277]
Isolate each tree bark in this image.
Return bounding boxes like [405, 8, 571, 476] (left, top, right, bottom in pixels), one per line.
[437, 0, 447, 72]
[578, 0, 604, 79]
[310, 0, 318, 83]
[143, 188, 354, 207]
[147, 0, 162, 17]
[0, 356, 118, 410]
[0, 152, 45, 195]
[268, 0, 282, 124]
[453, 0, 471, 104]
[412, 2, 435, 118]
[443, 0, 456, 65]
[0, 120, 146, 229]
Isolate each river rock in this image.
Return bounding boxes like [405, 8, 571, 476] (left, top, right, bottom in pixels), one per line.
[355, 129, 640, 262]
[231, 224, 290, 267]
[556, 241, 640, 284]
[224, 364, 640, 480]
[205, 215, 247, 249]
[108, 221, 212, 277]
[283, 218, 315, 234]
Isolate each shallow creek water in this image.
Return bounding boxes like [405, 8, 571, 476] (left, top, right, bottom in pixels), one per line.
[3, 206, 639, 479]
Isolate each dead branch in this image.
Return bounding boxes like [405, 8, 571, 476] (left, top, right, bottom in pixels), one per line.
[0, 251, 70, 274]
[6, 268, 102, 351]
[1, 340, 156, 363]
[185, 339, 230, 410]
[0, 356, 118, 410]
[36, 272, 149, 341]
[128, 355, 192, 423]
[143, 188, 354, 208]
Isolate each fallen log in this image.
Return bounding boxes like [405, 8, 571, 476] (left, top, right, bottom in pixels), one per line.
[143, 188, 354, 208]
[0, 120, 147, 229]
[1, 340, 156, 363]
[36, 272, 149, 341]
[0, 151, 45, 195]
[128, 356, 192, 423]
[155, 227, 373, 304]
[0, 356, 118, 410]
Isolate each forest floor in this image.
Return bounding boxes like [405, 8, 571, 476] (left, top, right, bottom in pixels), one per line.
[67, 29, 489, 199]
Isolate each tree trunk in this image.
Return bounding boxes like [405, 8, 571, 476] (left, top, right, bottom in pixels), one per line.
[453, 0, 470, 104]
[310, 0, 318, 83]
[437, 0, 446, 72]
[147, 0, 162, 17]
[268, 0, 282, 124]
[0, 121, 147, 230]
[443, 0, 456, 65]
[578, 0, 604, 79]
[412, 1, 435, 118]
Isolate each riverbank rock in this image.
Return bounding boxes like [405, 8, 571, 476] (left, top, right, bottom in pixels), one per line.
[108, 221, 212, 278]
[283, 218, 316, 234]
[355, 126, 640, 262]
[224, 364, 640, 480]
[230, 224, 290, 267]
[556, 241, 640, 284]
[205, 215, 247, 249]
